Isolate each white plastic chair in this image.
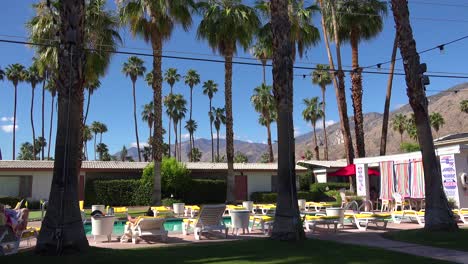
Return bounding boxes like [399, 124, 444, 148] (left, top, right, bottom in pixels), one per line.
[182, 204, 227, 240]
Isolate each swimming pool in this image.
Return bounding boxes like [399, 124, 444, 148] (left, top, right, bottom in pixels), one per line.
[84, 217, 232, 235]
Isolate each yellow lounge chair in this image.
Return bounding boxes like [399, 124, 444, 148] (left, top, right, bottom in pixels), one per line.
[184, 205, 200, 218]
[303, 214, 340, 233]
[454, 209, 468, 224]
[346, 212, 391, 231]
[151, 206, 172, 217]
[391, 210, 425, 226]
[249, 215, 274, 235]
[182, 204, 227, 240]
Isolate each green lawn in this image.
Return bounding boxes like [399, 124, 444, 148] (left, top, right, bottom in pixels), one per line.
[9, 238, 448, 264]
[384, 228, 468, 252]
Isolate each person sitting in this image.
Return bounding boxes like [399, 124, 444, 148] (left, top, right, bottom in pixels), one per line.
[0, 202, 29, 235]
[126, 207, 154, 225]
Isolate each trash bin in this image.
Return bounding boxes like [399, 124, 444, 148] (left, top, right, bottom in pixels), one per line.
[230, 210, 250, 235]
[173, 203, 185, 216]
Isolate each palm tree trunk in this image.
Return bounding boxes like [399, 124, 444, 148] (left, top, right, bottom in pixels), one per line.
[83, 89, 91, 125]
[179, 120, 182, 161]
[189, 87, 193, 161]
[151, 33, 163, 205]
[173, 119, 178, 160]
[262, 61, 266, 85]
[168, 112, 172, 158]
[12, 85, 17, 160]
[210, 100, 214, 162]
[321, 85, 328, 160]
[35, 0, 88, 254]
[41, 75, 46, 160]
[225, 52, 235, 202]
[313, 124, 319, 160]
[266, 121, 274, 162]
[31, 85, 36, 160]
[391, 0, 458, 231]
[350, 29, 365, 158]
[400, 132, 403, 144]
[149, 125, 152, 144]
[47, 95, 55, 160]
[132, 81, 142, 161]
[380, 34, 398, 156]
[93, 133, 97, 160]
[216, 129, 220, 161]
[100, 133, 103, 144]
[319, 0, 354, 166]
[270, 0, 305, 241]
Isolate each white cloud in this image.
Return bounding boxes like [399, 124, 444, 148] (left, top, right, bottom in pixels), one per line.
[246, 140, 253, 143]
[1, 117, 14, 122]
[212, 133, 226, 139]
[130, 142, 149, 148]
[325, 120, 337, 127]
[181, 133, 190, 140]
[294, 127, 301, 137]
[1, 125, 18, 133]
[262, 141, 267, 145]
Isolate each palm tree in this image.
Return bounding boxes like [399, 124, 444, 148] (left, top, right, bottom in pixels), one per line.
[142, 101, 155, 140]
[83, 79, 100, 126]
[429, 112, 445, 137]
[405, 115, 418, 142]
[90, 121, 101, 160]
[165, 94, 187, 161]
[270, 0, 305, 241]
[35, 137, 47, 160]
[120, 145, 128, 161]
[164, 68, 181, 158]
[98, 123, 108, 144]
[302, 97, 323, 160]
[251, 84, 276, 162]
[251, 40, 272, 84]
[18, 142, 35, 160]
[184, 69, 200, 157]
[82, 125, 93, 160]
[461, 100, 468, 114]
[202, 80, 218, 162]
[5, 64, 27, 160]
[213, 107, 226, 162]
[325, 0, 387, 158]
[380, 34, 399, 155]
[312, 64, 332, 160]
[122, 56, 146, 162]
[391, 114, 407, 144]
[197, 0, 260, 201]
[0, 67, 4, 82]
[45, 77, 57, 160]
[185, 119, 198, 161]
[96, 143, 109, 161]
[391, 0, 457, 231]
[26, 64, 43, 160]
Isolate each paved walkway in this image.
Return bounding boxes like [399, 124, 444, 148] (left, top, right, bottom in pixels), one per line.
[310, 227, 468, 264]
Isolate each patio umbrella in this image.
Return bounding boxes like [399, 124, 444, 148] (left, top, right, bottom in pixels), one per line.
[327, 164, 380, 177]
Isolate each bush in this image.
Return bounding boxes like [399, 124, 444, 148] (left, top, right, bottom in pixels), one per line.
[298, 171, 312, 191]
[310, 183, 349, 193]
[400, 142, 420, 153]
[185, 179, 226, 204]
[93, 179, 151, 206]
[0, 197, 41, 210]
[250, 191, 324, 203]
[161, 198, 183, 207]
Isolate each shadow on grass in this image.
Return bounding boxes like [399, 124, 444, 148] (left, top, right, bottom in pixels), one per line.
[6, 238, 450, 264]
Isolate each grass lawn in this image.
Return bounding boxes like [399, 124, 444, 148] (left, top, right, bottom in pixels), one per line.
[8, 238, 448, 264]
[384, 228, 468, 252]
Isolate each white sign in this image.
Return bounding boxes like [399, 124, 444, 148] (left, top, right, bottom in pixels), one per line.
[440, 154, 458, 200]
[356, 164, 368, 198]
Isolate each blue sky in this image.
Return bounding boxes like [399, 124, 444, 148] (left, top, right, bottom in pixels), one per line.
[0, 1, 468, 160]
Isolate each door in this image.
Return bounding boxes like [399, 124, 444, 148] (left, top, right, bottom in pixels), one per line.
[78, 175, 85, 201]
[235, 175, 248, 201]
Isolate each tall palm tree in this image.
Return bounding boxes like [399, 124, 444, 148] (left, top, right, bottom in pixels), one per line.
[90, 121, 101, 160]
[251, 40, 272, 84]
[35, 137, 47, 160]
[213, 107, 226, 162]
[380, 34, 399, 155]
[324, 0, 387, 158]
[98, 123, 108, 144]
[142, 101, 155, 139]
[178, 102, 187, 162]
[185, 119, 198, 161]
[164, 68, 181, 158]
[197, 0, 260, 201]
[45, 77, 57, 160]
[461, 100, 468, 114]
[429, 112, 445, 137]
[391, 0, 457, 231]
[5, 64, 27, 160]
[270, 0, 305, 241]
[122, 56, 146, 162]
[302, 97, 323, 160]
[202, 80, 218, 162]
[0, 67, 4, 83]
[184, 69, 200, 157]
[96, 143, 109, 161]
[391, 113, 407, 144]
[82, 125, 93, 161]
[312, 64, 332, 160]
[26, 64, 43, 160]
[319, 0, 355, 167]
[83, 79, 100, 126]
[165, 94, 187, 161]
[18, 142, 35, 161]
[251, 84, 276, 162]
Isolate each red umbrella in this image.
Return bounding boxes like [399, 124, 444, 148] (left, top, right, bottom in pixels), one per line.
[328, 164, 380, 177]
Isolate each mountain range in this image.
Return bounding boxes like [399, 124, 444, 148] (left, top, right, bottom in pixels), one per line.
[116, 83, 468, 162]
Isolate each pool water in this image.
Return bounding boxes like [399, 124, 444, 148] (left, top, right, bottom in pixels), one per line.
[84, 217, 232, 235]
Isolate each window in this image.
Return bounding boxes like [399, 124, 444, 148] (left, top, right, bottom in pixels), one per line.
[271, 175, 277, 192]
[0, 176, 32, 198]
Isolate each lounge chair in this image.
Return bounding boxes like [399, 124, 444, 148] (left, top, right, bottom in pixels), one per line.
[182, 204, 227, 240]
[79, 200, 86, 224]
[391, 210, 425, 226]
[121, 217, 167, 244]
[151, 206, 173, 217]
[305, 202, 334, 212]
[184, 205, 200, 218]
[456, 208, 468, 224]
[303, 214, 339, 233]
[225, 205, 246, 215]
[249, 215, 274, 235]
[346, 212, 391, 231]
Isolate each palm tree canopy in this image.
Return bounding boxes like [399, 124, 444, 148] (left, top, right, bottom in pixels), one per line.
[90, 121, 102, 134]
[184, 69, 201, 89]
[202, 80, 218, 99]
[312, 64, 332, 88]
[165, 93, 187, 123]
[0, 67, 5, 81]
[251, 84, 276, 124]
[429, 112, 445, 132]
[118, 0, 194, 43]
[185, 119, 198, 134]
[145, 72, 153, 87]
[96, 143, 109, 153]
[302, 97, 323, 125]
[122, 56, 146, 82]
[213, 107, 226, 131]
[251, 39, 272, 65]
[82, 125, 93, 141]
[6, 64, 27, 87]
[256, 0, 320, 59]
[45, 76, 57, 97]
[391, 113, 407, 134]
[86, 78, 101, 95]
[26, 64, 43, 89]
[322, 0, 387, 44]
[142, 101, 155, 124]
[197, 0, 260, 56]
[164, 68, 181, 88]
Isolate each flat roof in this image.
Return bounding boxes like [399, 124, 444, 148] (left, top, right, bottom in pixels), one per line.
[296, 160, 348, 169]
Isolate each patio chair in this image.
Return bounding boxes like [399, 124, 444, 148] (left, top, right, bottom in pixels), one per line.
[303, 214, 339, 233]
[393, 193, 411, 211]
[121, 217, 167, 244]
[349, 212, 391, 231]
[182, 204, 227, 240]
[391, 210, 425, 227]
[456, 208, 468, 224]
[249, 215, 274, 235]
[339, 189, 348, 208]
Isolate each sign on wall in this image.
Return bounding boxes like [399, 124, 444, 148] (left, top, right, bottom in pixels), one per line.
[356, 164, 368, 198]
[440, 154, 458, 200]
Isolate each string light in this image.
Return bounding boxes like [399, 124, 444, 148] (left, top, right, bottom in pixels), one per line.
[438, 45, 445, 54]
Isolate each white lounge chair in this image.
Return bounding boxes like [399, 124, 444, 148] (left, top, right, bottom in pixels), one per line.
[182, 204, 228, 240]
[391, 210, 425, 227]
[121, 217, 167, 244]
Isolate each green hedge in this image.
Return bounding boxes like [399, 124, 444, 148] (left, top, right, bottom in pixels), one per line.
[0, 197, 41, 210]
[92, 179, 151, 206]
[250, 191, 326, 203]
[185, 179, 226, 204]
[310, 182, 350, 193]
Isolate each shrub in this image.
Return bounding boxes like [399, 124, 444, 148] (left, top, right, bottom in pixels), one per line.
[0, 197, 21, 208]
[185, 179, 226, 204]
[400, 142, 420, 153]
[310, 182, 349, 193]
[250, 191, 324, 203]
[161, 198, 183, 207]
[298, 171, 312, 191]
[93, 179, 151, 206]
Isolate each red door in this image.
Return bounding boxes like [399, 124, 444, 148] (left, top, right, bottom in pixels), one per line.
[235, 175, 248, 201]
[78, 175, 85, 201]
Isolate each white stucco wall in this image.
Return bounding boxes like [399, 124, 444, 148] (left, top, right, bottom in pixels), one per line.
[247, 172, 272, 198]
[0, 170, 53, 200]
[455, 150, 468, 208]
